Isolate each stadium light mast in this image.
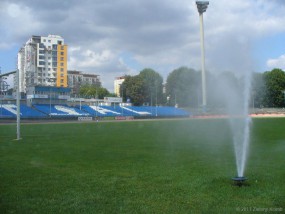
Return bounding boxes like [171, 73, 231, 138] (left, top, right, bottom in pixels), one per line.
[196, 1, 209, 108]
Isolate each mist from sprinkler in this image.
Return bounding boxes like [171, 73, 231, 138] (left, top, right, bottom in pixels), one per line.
[195, 1, 252, 186]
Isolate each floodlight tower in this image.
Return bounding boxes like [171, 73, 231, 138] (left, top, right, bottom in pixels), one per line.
[196, 1, 209, 108]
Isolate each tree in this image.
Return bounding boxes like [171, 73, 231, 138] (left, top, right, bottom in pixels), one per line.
[107, 93, 117, 97]
[251, 72, 266, 108]
[123, 75, 144, 106]
[166, 67, 200, 107]
[79, 85, 110, 99]
[263, 68, 285, 107]
[138, 68, 164, 106]
[122, 69, 164, 106]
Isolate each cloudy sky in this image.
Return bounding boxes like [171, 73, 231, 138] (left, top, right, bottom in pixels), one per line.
[0, 0, 285, 91]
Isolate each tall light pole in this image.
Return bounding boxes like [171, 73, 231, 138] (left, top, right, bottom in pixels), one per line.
[196, 1, 209, 109]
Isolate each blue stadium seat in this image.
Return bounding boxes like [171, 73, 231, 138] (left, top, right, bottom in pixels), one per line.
[33, 104, 90, 117]
[0, 104, 47, 118]
[0, 103, 189, 119]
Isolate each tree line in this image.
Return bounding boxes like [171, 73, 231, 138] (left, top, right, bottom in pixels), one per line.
[79, 67, 285, 108]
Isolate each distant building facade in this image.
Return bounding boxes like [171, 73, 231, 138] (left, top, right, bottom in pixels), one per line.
[67, 70, 101, 96]
[16, 35, 68, 93]
[26, 86, 71, 106]
[114, 76, 125, 97]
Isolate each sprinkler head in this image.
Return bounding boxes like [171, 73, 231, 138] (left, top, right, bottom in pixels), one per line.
[232, 176, 247, 187]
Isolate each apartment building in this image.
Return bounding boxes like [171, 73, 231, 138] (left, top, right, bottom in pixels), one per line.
[114, 76, 125, 97]
[67, 70, 101, 96]
[16, 35, 68, 93]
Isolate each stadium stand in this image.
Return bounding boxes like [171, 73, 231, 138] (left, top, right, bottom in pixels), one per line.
[0, 104, 47, 118]
[0, 103, 189, 119]
[0, 104, 16, 118]
[154, 106, 189, 117]
[79, 105, 189, 117]
[80, 105, 121, 117]
[33, 104, 90, 117]
[121, 106, 152, 116]
[21, 104, 48, 118]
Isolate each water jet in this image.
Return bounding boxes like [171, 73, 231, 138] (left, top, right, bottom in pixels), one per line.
[228, 72, 252, 186]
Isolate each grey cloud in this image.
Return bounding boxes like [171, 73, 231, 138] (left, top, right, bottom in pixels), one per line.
[1, 0, 285, 90]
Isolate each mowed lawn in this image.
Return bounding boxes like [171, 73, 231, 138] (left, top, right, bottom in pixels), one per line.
[0, 118, 285, 213]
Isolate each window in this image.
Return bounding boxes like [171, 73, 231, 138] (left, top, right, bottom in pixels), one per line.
[61, 68, 64, 72]
[60, 57, 64, 61]
[39, 61, 45, 65]
[60, 63, 64, 66]
[60, 52, 64, 55]
[48, 40, 51, 43]
[61, 46, 64, 50]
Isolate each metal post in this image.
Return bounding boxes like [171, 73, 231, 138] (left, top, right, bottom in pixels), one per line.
[96, 99, 98, 117]
[1, 97, 2, 117]
[199, 13, 206, 107]
[96, 87, 98, 118]
[155, 82, 158, 117]
[16, 69, 21, 140]
[121, 85, 123, 115]
[49, 87, 51, 117]
[196, 1, 209, 109]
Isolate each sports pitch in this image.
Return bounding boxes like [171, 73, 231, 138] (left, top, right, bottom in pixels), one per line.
[0, 118, 284, 213]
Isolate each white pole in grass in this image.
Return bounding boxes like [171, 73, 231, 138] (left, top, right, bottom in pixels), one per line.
[16, 68, 21, 140]
[196, 1, 209, 109]
[49, 87, 52, 117]
[155, 82, 158, 117]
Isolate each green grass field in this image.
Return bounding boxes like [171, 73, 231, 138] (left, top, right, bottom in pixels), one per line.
[1, 118, 285, 213]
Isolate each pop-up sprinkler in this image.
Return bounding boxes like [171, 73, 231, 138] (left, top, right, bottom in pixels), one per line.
[232, 176, 247, 187]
